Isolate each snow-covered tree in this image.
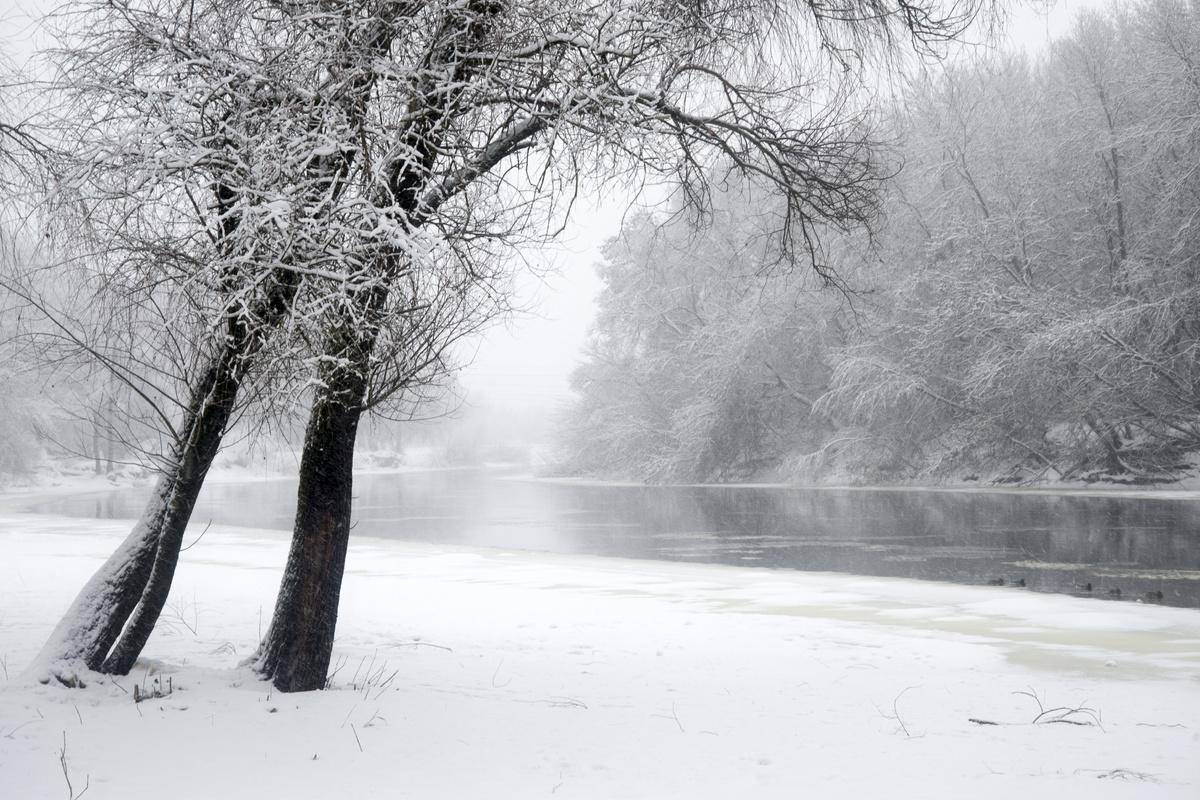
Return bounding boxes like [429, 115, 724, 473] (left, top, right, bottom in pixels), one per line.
[251, 0, 999, 691]
[24, 0, 412, 679]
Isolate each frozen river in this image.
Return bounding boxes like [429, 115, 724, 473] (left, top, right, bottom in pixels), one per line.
[33, 467, 1200, 607]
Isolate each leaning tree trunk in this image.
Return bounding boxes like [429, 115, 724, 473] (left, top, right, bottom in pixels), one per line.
[252, 369, 367, 692]
[26, 354, 242, 682]
[101, 358, 242, 674]
[26, 476, 169, 681]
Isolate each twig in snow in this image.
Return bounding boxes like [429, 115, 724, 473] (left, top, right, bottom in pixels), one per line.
[350, 723, 363, 752]
[58, 732, 89, 800]
[354, 660, 394, 699]
[325, 655, 347, 689]
[162, 593, 200, 635]
[341, 704, 357, 729]
[2, 653, 7, 680]
[74, 706, 82, 726]
[651, 702, 684, 732]
[349, 654, 370, 688]
[391, 639, 452, 652]
[355, 652, 378, 691]
[371, 670, 398, 701]
[876, 686, 920, 738]
[2, 721, 33, 739]
[491, 659, 511, 688]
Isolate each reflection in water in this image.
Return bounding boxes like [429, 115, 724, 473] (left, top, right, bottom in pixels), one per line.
[34, 469, 1200, 608]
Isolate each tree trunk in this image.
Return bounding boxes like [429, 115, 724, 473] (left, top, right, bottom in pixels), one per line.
[252, 373, 366, 692]
[26, 476, 168, 680]
[100, 359, 241, 674]
[27, 354, 241, 682]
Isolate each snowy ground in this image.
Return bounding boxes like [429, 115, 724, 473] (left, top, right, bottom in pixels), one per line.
[1, 487, 1199, 798]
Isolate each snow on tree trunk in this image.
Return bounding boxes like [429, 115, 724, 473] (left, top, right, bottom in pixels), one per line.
[26, 352, 242, 683]
[101, 358, 242, 674]
[23, 474, 170, 683]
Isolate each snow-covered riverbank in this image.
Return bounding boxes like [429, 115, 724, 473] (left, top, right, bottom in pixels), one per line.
[1, 506, 1199, 798]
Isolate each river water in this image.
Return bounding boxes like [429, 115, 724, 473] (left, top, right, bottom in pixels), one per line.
[32, 468, 1200, 608]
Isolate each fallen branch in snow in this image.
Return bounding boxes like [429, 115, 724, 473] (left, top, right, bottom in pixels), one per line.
[969, 688, 1106, 729]
[534, 697, 589, 710]
[1076, 768, 1159, 782]
[1014, 688, 1103, 730]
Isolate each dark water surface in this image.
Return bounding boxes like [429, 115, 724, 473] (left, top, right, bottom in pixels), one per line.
[32, 468, 1200, 608]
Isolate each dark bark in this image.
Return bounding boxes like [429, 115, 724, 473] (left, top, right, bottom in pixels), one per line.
[33, 266, 302, 678]
[31, 347, 243, 677]
[34, 0, 377, 683]
[100, 355, 242, 674]
[252, 370, 367, 692]
[63, 488, 167, 672]
[253, 0, 502, 692]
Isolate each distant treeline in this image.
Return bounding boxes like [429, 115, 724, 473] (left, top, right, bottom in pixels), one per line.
[557, 0, 1200, 485]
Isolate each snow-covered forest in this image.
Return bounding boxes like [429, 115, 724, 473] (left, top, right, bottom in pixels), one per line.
[559, 0, 1200, 486]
